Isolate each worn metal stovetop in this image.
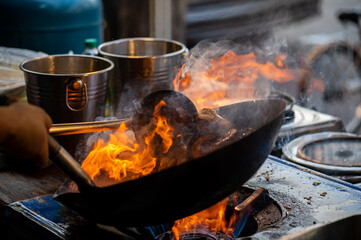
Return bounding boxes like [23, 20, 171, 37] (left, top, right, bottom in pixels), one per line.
[5, 156, 361, 240]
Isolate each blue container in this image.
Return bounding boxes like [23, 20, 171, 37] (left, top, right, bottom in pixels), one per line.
[0, 0, 103, 54]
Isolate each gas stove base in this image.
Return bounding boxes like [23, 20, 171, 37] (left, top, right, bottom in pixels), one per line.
[5, 156, 361, 240]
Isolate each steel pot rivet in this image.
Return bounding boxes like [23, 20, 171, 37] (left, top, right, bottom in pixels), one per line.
[69, 78, 84, 91]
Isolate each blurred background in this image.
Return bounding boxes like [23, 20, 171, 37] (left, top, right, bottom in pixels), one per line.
[0, 0, 358, 54]
[0, 0, 361, 133]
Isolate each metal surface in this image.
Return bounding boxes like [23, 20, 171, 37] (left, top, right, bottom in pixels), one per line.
[20, 54, 114, 123]
[279, 105, 344, 136]
[274, 105, 345, 155]
[53, 98, 285, 227]
[282, 132, 361, 175]
[247, 156, 361, 240]
[50, 119, 129, 136]
[297, 135, 361, 166]
[98, 38, 188, 118]
[5, 156, 361, 239]
[234, 187, 265, 211]
[281, 214, 361, 240]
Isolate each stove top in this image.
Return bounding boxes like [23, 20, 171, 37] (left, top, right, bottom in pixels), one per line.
[280, 105, 344, 134]
[5, 156, 361, 239]
[273, 105, 345, 156]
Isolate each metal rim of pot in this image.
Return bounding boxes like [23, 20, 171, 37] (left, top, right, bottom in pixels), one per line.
[19, 54, 114, 77]
[282, 131, 361, 175]
[98, 37, 188, 59]
[19, 54, 114, 112]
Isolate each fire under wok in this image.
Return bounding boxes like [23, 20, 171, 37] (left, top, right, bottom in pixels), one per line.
[50, 90, 286, 227]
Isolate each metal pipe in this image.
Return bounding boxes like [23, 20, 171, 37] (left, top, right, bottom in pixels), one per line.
[235, 187, 265, 212]
[49, 118, 131, 136]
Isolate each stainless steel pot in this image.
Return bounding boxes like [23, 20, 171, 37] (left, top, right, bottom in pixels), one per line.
[20, 54, 114, 156]
[20, 54, 114, 123]
[98, 37, 188, 118]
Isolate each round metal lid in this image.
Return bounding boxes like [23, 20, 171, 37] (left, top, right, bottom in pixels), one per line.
[282, 132, 361, 175]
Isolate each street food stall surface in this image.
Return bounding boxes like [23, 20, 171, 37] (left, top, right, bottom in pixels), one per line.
[1, 156, 361, 240]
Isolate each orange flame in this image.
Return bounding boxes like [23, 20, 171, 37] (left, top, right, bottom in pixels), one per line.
[174, 50, 295, 109]
[81, 100, 174, 184]
[171, 198, 239, 239]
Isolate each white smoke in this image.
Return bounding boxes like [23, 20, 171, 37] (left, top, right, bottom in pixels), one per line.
[176, 38, 299, 109]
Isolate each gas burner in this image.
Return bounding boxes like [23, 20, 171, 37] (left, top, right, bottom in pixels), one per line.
[297, 134, 361, 167]
[134, 186, 285, 239]
[273, 105, 344, 157]
[155, 231, 232, 240]
[228, 187, 285, 236]
[282, 131, 361, 183]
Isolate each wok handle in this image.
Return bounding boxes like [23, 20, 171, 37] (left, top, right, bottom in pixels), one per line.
[48, 135, 95, 189]
[49, 118, 131, 136]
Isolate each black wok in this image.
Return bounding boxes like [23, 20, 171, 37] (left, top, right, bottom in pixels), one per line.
[51, 97, 286, 227]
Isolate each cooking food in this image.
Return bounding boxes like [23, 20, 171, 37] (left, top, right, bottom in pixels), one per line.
[131, 90, 198, 174]
[82, 91, 253, 186]
[191, 108, 252, 158]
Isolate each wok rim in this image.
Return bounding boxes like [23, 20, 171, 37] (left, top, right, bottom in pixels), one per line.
[84, 98, 286, 190]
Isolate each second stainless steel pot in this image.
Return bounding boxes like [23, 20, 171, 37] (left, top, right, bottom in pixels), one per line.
[98, 38, 188, 118]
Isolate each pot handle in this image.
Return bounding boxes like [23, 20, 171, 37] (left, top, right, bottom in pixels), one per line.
[65, 77, 88, 112]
